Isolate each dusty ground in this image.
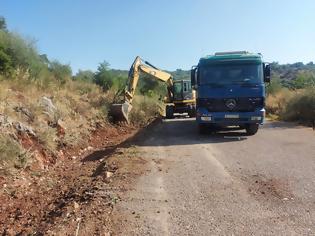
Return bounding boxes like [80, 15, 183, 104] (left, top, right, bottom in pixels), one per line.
[111, 119, 315, 236]
[0, 123, 150, 235]
[2, 118, 315, 235]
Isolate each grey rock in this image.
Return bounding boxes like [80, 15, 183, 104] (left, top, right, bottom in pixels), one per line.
[40, 96, 57, 116]
[13, 122, 36, 137]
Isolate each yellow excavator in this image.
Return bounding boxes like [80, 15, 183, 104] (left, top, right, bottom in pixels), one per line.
[110, 56, 196, 123]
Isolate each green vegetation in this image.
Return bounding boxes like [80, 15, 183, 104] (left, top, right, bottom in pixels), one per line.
[0, 16, 162, 176]
[74, 69, 94, 82]
[282, 89, 315, 122]
[266, 63, 315, 124]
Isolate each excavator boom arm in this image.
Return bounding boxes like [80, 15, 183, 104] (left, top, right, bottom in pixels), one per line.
[124, 56, 173, 103]
[110, 56, 173, 123]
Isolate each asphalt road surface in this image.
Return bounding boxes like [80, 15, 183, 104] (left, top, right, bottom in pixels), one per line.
[113, 118, 315, 236]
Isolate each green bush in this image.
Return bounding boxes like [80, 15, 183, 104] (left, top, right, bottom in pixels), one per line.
[74, 69, 94, 82]
[49, 60, 72, 85]
[0, 45, 13, 74]
[137, 75, 166, 97]
[266, 77, 283, 95]
[0, 29, 48, 79]
[291, 71, 315, 89]
[94, 61, 114, 90]
[281, 89, 315, 122]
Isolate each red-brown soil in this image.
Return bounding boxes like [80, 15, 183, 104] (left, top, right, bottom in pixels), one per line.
[0, 123, 149, 235]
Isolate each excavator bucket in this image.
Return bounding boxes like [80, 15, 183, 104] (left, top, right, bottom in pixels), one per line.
[110, 102, 132, 123]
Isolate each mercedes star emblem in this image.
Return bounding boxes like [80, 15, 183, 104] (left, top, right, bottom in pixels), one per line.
[225, 99, 237, 110]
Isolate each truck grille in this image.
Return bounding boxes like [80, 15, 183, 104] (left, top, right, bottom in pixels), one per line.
[197, 98, 264, 112]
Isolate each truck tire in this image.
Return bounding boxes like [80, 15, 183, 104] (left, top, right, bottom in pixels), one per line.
[166, 105, 174, 119]
[245, 124, 259, 135]
[188, 106, 196, 118]
[199, 123, 208, 135]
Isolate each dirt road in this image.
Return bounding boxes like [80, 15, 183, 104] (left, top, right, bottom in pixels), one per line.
[112, 119, 315, 235]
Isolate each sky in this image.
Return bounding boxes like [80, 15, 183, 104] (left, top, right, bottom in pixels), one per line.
[1, 0, 315, 73]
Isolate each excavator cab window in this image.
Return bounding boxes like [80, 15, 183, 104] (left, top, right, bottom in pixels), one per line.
[173, 82, 183, 101]
[183, 81, 192, 92]
[173, 80, 192, 101]
[182, 81, 192, 100]
[183, 82, 188, 92]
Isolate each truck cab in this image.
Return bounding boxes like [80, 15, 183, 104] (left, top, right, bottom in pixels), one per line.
[191, 51, 270, 135]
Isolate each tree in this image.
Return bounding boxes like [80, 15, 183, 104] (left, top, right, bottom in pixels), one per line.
[49, 60, 72, 85]
[139, 75, 160, 96]
[39, 54, 49, 64]
[74, 70, 94, 82]
[292, 71, 315, 89]
[0, 16, 7, 31]
[0, 46, 13, 74]
[94, 61, 114, 91]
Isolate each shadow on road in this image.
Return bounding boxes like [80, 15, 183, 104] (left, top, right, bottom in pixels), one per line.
[80, 118, 307, 177]
[82, 118, 246, 165]
[132, 118, 251, 147]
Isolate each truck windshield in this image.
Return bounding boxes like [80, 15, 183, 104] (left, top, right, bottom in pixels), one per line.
[199, 63, 263, 85]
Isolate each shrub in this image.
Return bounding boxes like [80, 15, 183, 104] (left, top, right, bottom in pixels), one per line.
[0, 46, 13, 74]
[265, 88, 294, 116]
[94, 61, 114, 91]
[291, 71, 315, 89]
[94, 61, 128, 92]
[129, 95, 162, 126]
[0, 30, 48, 79]
[74, 70, 94, 82]
[281, 89, 315, 123]
[0, 134, 27, 174]
[49, 60, 72, 85]
[266, 77, 283, 95]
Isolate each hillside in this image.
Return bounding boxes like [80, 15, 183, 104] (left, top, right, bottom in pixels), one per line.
[113, 62, 315, 86]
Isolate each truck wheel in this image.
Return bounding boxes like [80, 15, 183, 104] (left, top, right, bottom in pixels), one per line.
[245, 124, 259, 135]
[199, 124, 208, 135]
[165, 105, 174, 119]
[188, 106, 196, 118]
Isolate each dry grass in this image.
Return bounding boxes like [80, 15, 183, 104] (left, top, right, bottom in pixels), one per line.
[282, 89, 315, 122]
[0, 77, 161, 175]
[0, 134, 26, 175]
[129, 95, 162, 126]
[0, 78, 109, 174]
[265, 88, 295, 116]
[266, 88, 315, 124]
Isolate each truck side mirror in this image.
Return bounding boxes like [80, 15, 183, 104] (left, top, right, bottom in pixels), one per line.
[264, 63, 271, 83]
[191, 66, 197, 87]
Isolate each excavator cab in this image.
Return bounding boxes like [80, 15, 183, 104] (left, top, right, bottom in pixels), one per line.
[173, 80, 193, 102]
[165, 80, 196, 119]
